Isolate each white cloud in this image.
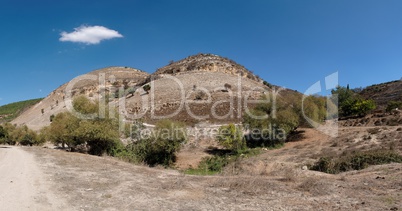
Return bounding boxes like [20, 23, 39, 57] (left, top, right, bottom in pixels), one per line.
[59, 25, 123, 45]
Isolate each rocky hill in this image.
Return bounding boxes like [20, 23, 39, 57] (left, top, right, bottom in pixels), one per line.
[12, 67, 149, 131]
[12, 54, 296, 130]
[359, 79, 402, 109]
[123, 53, 285, 125]
[153, 53, 262, 82]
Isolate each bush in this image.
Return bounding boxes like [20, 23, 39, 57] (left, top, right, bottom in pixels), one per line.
[386, 101, 402, 112]
[198, 156, 230, 173]
[5, 125, 43, 146]
[72, 95, 99, 115]
[124, 120, 187, 167]
[310, 150, 402, 174]
[216, 124, 246, 153]
[74, 118, 120, 155]
[243, 98, 300, 148]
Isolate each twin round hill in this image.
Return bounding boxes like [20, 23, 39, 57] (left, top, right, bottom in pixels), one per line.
[12, 54, 284, 130]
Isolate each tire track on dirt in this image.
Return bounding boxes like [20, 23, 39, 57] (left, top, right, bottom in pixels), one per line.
[0, 146, 66, 211]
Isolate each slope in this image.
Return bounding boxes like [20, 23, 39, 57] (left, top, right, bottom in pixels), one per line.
[12, 67, 149, 131]
[0, 98, 43, 123]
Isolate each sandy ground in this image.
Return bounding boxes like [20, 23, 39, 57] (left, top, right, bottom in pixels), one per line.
[0, 146, 67, 211]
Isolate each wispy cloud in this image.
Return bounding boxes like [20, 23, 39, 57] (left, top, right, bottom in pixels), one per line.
[59, 25, 123, 45]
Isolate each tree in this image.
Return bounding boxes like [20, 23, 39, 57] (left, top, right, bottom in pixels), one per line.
[331, 85, 376, 117]
[352, 99, 376, 117]
[243, 95, 300, 147]
[0, 123, 16, 145]
[74, 118, 120, 155]
[73, 95, 99, 115]
[143, 84, 151, 94]
[301, 95, 327, 127]
[48, 112, 81, 148]
[216, 124, 246, 153]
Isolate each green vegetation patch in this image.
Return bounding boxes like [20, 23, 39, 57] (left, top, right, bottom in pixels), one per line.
[184, 148, 262, 176]
[0, 98, 43, 122]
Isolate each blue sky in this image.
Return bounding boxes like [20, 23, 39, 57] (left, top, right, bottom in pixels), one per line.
[0, 0, 401, 105]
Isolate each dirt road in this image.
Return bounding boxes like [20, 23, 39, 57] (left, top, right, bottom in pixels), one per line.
[0, 146, 66, 211]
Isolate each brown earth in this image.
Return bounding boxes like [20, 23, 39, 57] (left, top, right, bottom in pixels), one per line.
[2, 121, 400, 210]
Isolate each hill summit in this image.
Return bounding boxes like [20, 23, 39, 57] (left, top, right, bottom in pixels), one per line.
[154, 53, 262, 82]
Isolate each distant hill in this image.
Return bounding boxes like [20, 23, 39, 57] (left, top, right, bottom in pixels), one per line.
[359, 79, 402, 110]
[0, 98, 43, 123]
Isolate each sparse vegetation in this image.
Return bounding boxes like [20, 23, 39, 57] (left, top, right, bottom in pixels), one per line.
[310, 150, 402, 174]
[243, 94, 300, 147]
